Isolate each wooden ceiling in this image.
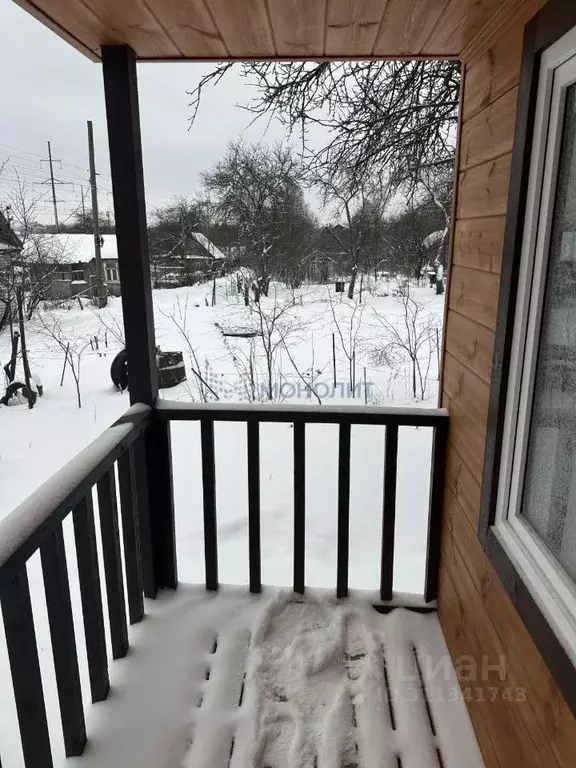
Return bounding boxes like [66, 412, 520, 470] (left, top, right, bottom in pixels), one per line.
[14, 0, 505, 62]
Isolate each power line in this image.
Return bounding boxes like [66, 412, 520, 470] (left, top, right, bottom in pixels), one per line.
[0, 138, 196, 211]
[0, 142, 97, 177]
[0, 140, 184, 198]
[0, 158, 89, 188]
[0, 162, 111, 199]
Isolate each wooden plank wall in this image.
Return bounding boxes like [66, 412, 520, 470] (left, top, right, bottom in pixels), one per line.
[438, 0, 576, 765]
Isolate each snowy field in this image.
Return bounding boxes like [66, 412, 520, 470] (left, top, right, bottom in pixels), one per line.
[0, 277, 444, 593]
[0, 277, 445, 766]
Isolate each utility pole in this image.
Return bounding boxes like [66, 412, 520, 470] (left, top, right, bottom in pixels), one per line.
[80, 185, 87, 231]
[87, 120, 107, 308]
[47, 141, 60, 233]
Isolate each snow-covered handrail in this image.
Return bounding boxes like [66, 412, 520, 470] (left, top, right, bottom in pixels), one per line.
[156, 399, 449, 427]
[0, 403, 151, 579]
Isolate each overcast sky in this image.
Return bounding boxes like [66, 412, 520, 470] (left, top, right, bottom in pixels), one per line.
[0, 0, 325, 227]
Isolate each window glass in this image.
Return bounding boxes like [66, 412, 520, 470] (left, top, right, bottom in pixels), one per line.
[521, 82, 576, 580]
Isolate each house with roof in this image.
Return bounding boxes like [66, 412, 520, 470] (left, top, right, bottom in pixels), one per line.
[206, 224, 243, 261]
[29, 233, 121, 300]
[151, 231, 228, 288]
[37, 231, 227, 294]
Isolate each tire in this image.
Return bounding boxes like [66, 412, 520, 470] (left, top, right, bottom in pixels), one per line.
[110, 349, 129, 391]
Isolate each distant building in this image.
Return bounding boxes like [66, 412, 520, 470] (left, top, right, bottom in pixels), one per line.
[151, 232, 229, 288]
[25, 230, 229, 298]
[28, 233, 120, 300]
[206, 225, 243, 261]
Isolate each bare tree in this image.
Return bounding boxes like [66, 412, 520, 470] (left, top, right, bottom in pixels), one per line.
[61, 210, 115, 235]
[281, 332, 323, 404]
[189, 60, 459, 197]
[221, 334, 259, 402]
[418, 164, 453, 295]
[352, 197, 388, 282]
[0, 208, 21, 334]
[384, 205, 430, 283]
[160, 295, 219, 402]
[372, 285, 438, 400]
[15, 287, 34, 408]
[315, 174, 364, 300]
[315, 174, 389, 299]
[327, 289, 364, 393]
[148, 196, 212, 286]
[36, 311, 90, 408]
[382, 189, 448, 282]
[93, 308, 125, 347]
[1, 175, 74, 326]
[202, 141, 311, 295]
[220, 287, 305, 402]
[247, 287, 302, 401]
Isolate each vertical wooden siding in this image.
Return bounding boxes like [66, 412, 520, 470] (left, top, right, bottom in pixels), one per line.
[439, 0, 576, 765]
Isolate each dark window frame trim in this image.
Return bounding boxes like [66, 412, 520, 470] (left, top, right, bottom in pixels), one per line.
[478, 0, 576, 717]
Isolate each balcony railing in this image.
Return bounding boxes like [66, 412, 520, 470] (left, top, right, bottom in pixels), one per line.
[0, 400, 448, 768]
[156, 401, 449, 601]
[0, 404, 151, 767]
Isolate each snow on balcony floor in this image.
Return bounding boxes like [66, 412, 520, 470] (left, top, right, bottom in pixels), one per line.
[62, 586, 483, 768]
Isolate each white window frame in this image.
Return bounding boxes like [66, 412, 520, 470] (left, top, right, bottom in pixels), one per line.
[106, 267, 118, 282]
[495, 25, 576, 663]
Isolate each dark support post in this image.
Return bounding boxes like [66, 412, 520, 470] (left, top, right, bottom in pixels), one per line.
[424, 421, 448, 602]
[102, 45, 177, 593]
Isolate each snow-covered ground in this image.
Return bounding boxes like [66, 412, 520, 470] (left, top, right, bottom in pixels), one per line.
[0, 277, 444, 593]
[50, 588, 482, 768]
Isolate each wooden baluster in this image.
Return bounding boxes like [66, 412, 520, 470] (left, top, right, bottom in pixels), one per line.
[293, 421, 306, 594]
[97, 469, 128, 658]
[337, 422, 352, 598]
[1, 567, 52, 767]
[201, 420, 218, 590]
[117, 447, 144, 623]
[73, 494, 109, 701]
[380, 424, 399, 601]
[247, 420, 261, 593]
[424, 421, 448, 602]
[41, 525, 86, 756]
